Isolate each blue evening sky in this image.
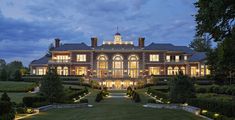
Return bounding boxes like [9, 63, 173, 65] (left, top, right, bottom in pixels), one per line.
[0, 0, 197, 66]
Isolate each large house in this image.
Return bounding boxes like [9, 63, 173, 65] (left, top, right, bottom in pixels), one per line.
[30, 32, 210, 89]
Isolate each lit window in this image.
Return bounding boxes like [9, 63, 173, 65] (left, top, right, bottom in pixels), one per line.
[33, 69, 36, 74]
[175, 56, 180, 62]
[77, 54, 86, 62]
[167, 67, 173, 75]
[37, 68, 46, 75]
[149, 67, 160, 75]
[97, 55, 108, 78]
[150, 54, 159, 62]
[128, 55, 139, 78]
[201, 65, 205, 76]
[174, 67, 179, 75]
[181, 67, 186, 75]
[191, 66, 197, 77]
[184, 55, 187, 61]
[166, 55, 171, 62]
[76, 67, 87, 75]
[56, 55, 70, 62]
[206, 65, 210, 75]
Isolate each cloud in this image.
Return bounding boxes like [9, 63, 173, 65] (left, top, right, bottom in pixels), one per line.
[0, 0, 196, 66]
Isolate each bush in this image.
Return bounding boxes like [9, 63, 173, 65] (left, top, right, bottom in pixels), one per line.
[23, 96, 47, 107]
[188, 98, 235, 117]
[195, 87, 207, 93]
[133, 93, 141, 103]
[79, 99, 88, 103]
[0, 101, 15, 120]
[147, 99, 156, 103]
[147, 87, 169, 101]
[95, 92, 103, 102]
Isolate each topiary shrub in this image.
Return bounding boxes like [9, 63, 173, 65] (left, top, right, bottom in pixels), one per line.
[95, 92, 103, 102]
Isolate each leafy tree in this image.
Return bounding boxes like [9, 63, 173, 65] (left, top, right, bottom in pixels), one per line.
[0, 68, 8, 81]
[169, 72, 196, 103]
[6, 61, 23, 80]
[189, 36, 211, 52]
[0, 59, 6, 70]
[195, 0, 235, 42]
[1, 92, 10, 102]
[40, 67, 64, 103]
[13, 70, 22, 81]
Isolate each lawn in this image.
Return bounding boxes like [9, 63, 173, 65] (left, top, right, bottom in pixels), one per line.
[25, 89, 205, 120]
[0, 81, 36, 92]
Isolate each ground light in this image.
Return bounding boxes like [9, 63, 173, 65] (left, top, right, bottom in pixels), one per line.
[201, 110, 207, 114]
[214, 113, 220, 118]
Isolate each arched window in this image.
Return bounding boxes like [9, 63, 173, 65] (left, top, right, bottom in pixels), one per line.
[63, 67, 68, 76]
[181, 66, 186, 75]
[167, 66, 173, 75]
[112, 55, 123, 78]
[57, 66, 62, 75]
[128, 55, 139, 78]
[174, 67, 179, 75]
[97, 55, 108, 78]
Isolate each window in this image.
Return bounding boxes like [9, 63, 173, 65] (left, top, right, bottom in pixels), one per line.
[128, 55, 139, 78]
[184, 55, 187, 61]
[56, 55, 70, 62]
[175, 56, 180, 62]
[166, 55, 171, 62]
[57, 66, 68, 75]
[167, 67, 173, 75]
[112, 55, 123, 78]
[174, 67, 179, 75]
[149, 67, 160, 75]
[76, 67, 87, 75]
[190, 66, 197, 77]
[206, 65, 210, 75]
[201, 65, 205, 76]
[33, 69, 36, 75]
[150, 54, 159, 62]
[77, 54, 86, 62]
[181, 67, 186, 75]
[37, 68, 46, 75]
[97, 55, 108, 78]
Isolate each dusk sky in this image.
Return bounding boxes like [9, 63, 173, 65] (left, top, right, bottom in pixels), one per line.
[0, 0, 197, 66]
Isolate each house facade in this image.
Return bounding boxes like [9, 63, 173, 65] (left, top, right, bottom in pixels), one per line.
[30, 32, 210, 89]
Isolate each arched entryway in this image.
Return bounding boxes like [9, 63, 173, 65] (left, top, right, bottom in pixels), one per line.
[123, 80, 132, 89]
[114, 80, 122, 89]
[106, 80, 113, 89]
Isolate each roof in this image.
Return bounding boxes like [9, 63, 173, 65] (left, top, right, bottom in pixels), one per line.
[52, 43, 91, 51]
[115, 32, 121, 35]
[30, 55, 49, 65]
[189, 52, 206, 62]
[95, 44, 141, 50]
[144, 43, 194, 54]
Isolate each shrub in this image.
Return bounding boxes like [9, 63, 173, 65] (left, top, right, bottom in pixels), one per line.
[147, 87, 169, 101]
[0, 101, 15, 120]
[169, 73, 196, 103]
[188, 98, 235, 117]
[195, 87, 207, 93]
[134, 93, 141, 103]
[80, 99, 88, 103]
[147, 99, 156, 103]
[23, 96, 47, 107]
[1, 92, 10, 102]
[95, 92, 103, 102]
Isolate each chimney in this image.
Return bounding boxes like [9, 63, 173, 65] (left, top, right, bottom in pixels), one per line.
[55, 38, 60, 48]
[91, 37, 98, 48]
[138, 37, 145, 48]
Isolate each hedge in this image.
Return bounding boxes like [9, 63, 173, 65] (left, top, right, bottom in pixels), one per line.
[22, 96, 47, 107]
[147, 87, 169, 100]
[67, 88, 89, 100]
[196, 85, 235, 96]
[188, 98, 235, 117]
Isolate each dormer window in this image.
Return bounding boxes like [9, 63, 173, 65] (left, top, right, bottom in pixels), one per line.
[77, 54, 86, 62]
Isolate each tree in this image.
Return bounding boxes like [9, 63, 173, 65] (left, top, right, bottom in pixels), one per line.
[6, 61, 23, 81]
[0, 92, 15, 120]
[47, 43, 54, 56]
[13, 70, 22, 81]
[0, 59, 6, 70]
[195, 0, 235, 42]
[169, 72, 196, 103]
[189, 36, 211, 52]
[0, 68, 8, 81]
[1, 92, 10, 102]
[195, 0, 235, 84]
[40, 67, 64, 103]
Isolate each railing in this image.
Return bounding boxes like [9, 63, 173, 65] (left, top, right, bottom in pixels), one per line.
[48, 59, 71, 63]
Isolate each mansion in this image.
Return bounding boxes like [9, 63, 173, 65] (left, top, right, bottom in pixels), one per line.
[30, 32, 210, 89]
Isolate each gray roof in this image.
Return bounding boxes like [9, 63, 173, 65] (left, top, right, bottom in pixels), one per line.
[31, 55, 49, 65]
[144, 43, 194, 54]
[95, 44, 141, 50]
[52, 43, 91, 51]
[189, 52, 206, 62]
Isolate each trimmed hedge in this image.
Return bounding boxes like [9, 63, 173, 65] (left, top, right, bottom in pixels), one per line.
[67, 87, 89, 100]
[147, 87, 169, 100]
[188, 98, 235, 117]
[196, 85, 235, 96]
[22, 96, 47, 107]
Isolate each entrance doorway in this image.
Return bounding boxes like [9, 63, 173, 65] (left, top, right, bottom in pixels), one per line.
[114, 80, 122, 89]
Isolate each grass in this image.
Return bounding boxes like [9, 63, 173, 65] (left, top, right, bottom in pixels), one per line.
[0, 92, 36, 104]
[0, 81, 36, 92]
[25, 88, 205, 120]
[196, 93, 234, 102]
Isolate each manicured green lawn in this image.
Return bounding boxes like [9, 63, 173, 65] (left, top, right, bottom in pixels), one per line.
[0, 81, 36, 92]
[25, 89, 204, 120]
